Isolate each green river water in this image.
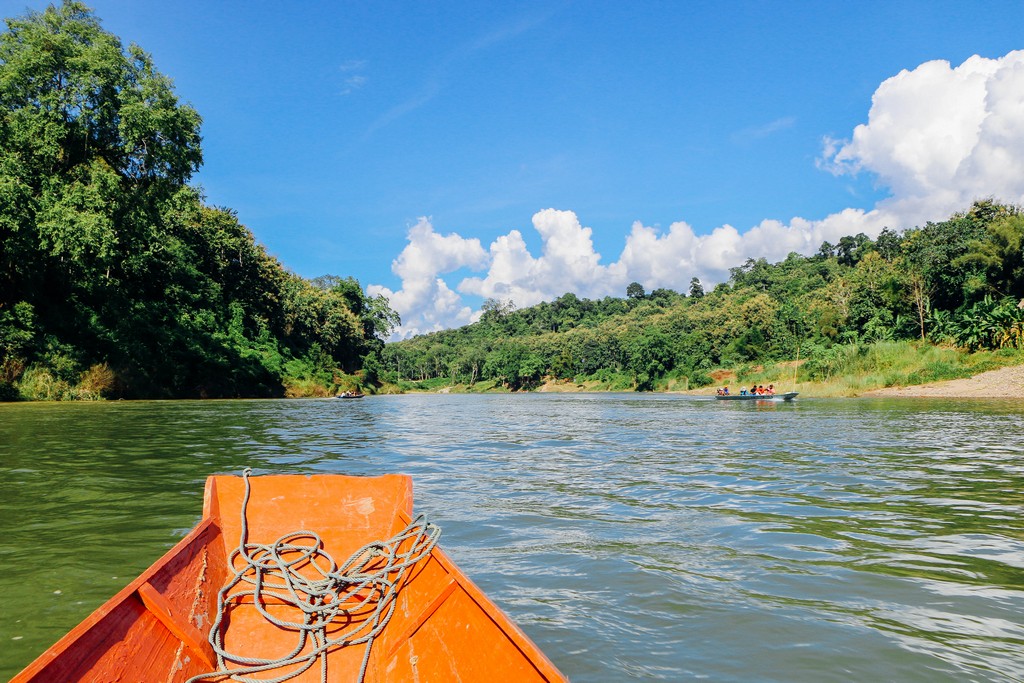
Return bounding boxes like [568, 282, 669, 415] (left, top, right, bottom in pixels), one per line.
[1, 394, 1023, 681]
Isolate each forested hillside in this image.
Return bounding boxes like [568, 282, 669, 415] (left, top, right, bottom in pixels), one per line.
[0, 3, 395, 399]
[384, 200, 1024, 391]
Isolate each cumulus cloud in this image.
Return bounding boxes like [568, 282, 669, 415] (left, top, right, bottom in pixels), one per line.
[365, 218, 487, 337]
[822, 50, 1024, 222]
[459, 209, 626, 306]
[373, 50, 1024, 338]
[614, 206, 887, 293]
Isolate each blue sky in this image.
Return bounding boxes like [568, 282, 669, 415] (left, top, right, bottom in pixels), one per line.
[4, 1, 1024, 336]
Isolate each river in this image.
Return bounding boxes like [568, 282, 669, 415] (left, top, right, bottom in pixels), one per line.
[2, 394, 1023, 681]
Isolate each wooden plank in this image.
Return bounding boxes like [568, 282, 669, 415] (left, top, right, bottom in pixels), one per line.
[136, 582, 216, 670]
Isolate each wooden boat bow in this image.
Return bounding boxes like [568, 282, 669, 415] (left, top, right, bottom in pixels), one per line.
[13, 472, 566, 682]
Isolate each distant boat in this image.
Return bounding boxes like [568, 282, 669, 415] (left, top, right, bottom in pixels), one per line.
[715, 391, 798, 401]
[12, 472, 566, 682]
[337, 391, 365, 399]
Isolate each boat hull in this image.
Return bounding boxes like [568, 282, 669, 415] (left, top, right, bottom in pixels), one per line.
[13, 473, 566, 682]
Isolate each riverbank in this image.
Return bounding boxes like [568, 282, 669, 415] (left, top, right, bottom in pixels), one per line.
[673, 345, 1024, 399]
[861, 363, 1024, 398]
[405, 363, 1024, 399]
[679, 362, 1024, 399]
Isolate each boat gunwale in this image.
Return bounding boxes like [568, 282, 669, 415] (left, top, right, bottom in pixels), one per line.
[10, 515, 219, 682]
[390, 510, 565, 681]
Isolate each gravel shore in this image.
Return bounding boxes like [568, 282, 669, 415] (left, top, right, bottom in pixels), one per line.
[862, 363, 1024, 398]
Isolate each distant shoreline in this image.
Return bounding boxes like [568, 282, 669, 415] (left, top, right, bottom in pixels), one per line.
[530, 363, 1024, 400]
[7, 362, 1023, 402]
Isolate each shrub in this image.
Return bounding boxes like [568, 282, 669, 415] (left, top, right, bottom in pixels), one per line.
[688, 369, 714, 388]
[78, 363, 116, 399]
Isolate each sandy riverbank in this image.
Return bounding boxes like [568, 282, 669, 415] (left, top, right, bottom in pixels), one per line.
[861, 363, 1024, 398]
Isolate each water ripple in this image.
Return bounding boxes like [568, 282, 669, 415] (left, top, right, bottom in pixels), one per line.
[2, 395, 1023, 681]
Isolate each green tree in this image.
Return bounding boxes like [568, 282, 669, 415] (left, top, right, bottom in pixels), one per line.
[836, 233, 872, 267]
[0, 3, 391, 399]
[954, 213, 1024, 300]
[484, 342, 528, 389]
[0, 2, 202, 298]
[874, 227, 902, 261]
[902, 201, 1007, 312]
[312, 275, 400, 354]
[626, 281, 646, 300]
[0, 1, 208, 396]
[625, 328, 672, 390]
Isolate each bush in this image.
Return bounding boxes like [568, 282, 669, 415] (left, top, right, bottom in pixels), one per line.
[922, 360, 960, 382]
[688, 370, 714, 388]
[78, 363, 116, 399]
[18, 366, 72, 401]
[283, 377, 332, 398]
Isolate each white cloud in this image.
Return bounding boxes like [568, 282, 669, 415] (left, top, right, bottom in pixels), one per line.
[391, 218, 488, 281]
[459, 209, 626, 306]
[613, 207, 888, 293]
[373, 50, 1024, 339]
[365, 218, 486, 337]
[823, 50, 1024, 222]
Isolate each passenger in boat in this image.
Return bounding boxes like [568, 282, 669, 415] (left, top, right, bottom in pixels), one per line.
[724, 386, 730, 395]
[756, 385, 765, 395]
[716, 388, 723, 396]
[767, 384, 775, 395]
[740, 386, 747, 395]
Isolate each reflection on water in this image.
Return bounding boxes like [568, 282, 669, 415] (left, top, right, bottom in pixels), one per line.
[2, 395, 1024, 681]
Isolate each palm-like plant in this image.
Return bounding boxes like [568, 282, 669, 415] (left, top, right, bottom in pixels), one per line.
[949, 296, 1024, 350]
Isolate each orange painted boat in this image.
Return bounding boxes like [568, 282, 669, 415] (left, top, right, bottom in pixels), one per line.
[13, 472, 567, 683]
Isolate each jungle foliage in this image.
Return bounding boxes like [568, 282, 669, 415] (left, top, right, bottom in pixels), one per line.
[385, 201, 1024, 391]
[0, 3, 395, 399]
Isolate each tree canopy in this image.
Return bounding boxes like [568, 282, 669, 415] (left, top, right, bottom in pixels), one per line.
[0, 2, 395, 400]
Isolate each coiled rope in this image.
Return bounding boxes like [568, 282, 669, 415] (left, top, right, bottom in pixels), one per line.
[186, 468, 441, 683]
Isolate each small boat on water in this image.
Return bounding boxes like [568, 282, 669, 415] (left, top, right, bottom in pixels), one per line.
[337, 391, 365, 399]
[715, 391, 799, 401]
[13, 472, 566, 683]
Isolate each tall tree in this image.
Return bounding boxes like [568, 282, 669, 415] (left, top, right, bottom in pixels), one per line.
[954, 213, 1024, 300]
[0, 1, 201, 296]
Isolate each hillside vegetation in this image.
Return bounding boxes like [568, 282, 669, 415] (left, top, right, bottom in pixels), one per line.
[384, 200, 1024, 394]
[0, 3, 396, 399]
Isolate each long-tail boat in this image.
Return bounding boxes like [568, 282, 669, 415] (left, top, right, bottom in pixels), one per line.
[12, 471, 566, 682]
[715, 391, 799, 401]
